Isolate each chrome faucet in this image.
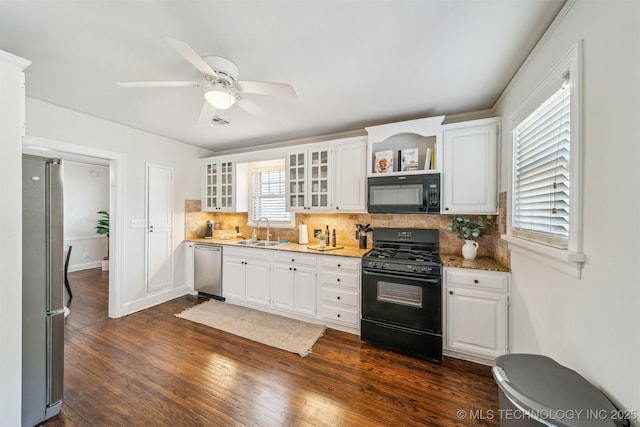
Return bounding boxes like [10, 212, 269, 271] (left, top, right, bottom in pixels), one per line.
[257, 217, 271, 241]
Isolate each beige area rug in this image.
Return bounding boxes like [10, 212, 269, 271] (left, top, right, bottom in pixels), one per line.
[175, 300, 326, 357]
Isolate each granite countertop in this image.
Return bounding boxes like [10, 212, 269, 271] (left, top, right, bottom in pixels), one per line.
[440, 254, 511, 272]
[185, 237, 369, 258]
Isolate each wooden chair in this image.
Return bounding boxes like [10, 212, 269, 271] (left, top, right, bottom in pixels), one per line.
[64, 245, 72, 299]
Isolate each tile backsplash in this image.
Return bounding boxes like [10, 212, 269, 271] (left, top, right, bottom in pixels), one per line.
[185, 199, 510, 267]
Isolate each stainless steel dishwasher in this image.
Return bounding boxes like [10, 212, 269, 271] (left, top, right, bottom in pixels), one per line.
[194, 244, 224, 300]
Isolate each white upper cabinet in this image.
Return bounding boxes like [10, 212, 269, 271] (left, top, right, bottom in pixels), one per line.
[202, 159, 235, 211]
[366, 116, 445, 177]
[201, 159, 248, 212]
[286, 147, 331, 212]
[332, 137, 367, 212]
[442, 118, 500, 214]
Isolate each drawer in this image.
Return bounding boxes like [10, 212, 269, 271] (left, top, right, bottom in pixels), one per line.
[320, 287, 359, 307]
[319, 305, 359, 326]
[271, 252, 317, 267]
[318, 256, 360, 272]
[320, 271, 359, 289]
[446, 268, 509, 292]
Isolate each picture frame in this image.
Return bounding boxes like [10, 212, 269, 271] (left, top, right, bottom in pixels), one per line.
[374, 150, 394, 173]
[400, 147, 419, 171]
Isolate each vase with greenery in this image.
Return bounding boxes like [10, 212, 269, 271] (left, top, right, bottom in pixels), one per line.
[447, 216, 492, 260]
[316, 229, 328, 247]
[95, 210, 110, 268]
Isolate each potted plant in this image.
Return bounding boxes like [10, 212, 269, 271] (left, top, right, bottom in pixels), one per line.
[447, 215, 492, 260]
[316, 229, 328, 248]
[95, 210, 110, 271]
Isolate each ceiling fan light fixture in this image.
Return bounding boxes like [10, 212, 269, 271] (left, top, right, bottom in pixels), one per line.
[204, 88, 236, 110]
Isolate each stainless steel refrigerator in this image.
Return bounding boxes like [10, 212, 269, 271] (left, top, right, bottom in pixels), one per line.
[22, 154, 64, 426]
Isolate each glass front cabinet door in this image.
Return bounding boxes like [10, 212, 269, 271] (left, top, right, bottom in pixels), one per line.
[286, 148, 331, 211]
[202, 160, 235, 211]
[287, 151, 306, 210]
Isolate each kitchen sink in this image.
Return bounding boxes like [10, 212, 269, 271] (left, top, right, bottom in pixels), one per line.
[232, 240, 258, 246]
[254, 240, 284, 247]
[231, 240, 284, 247]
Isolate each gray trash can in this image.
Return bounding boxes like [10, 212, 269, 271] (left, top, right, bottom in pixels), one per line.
[492, 354, 630, 427]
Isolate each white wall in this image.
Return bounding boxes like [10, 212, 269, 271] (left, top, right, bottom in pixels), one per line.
[495, 0, 640, 419]
[26, 97, 213, 314]
[63, 161, 110, 271]
[0, 50, 30, 427]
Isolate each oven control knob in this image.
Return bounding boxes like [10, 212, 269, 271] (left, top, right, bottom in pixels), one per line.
[382, 263, 388, 269]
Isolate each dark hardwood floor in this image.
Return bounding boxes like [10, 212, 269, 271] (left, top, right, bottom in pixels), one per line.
[45, 268, 500, 426]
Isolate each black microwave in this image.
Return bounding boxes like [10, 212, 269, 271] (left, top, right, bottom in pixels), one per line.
[367, 173, 440, 214]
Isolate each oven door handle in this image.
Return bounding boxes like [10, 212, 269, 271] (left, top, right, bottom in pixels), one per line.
[362, 269, 440, 284]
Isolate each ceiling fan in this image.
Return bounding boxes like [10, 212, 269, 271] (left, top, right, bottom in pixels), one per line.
[117, 37, 297, 128]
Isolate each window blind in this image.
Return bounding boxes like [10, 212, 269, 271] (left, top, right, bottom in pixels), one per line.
[512, 75, 571, 249]
[252, 169, 290, 222]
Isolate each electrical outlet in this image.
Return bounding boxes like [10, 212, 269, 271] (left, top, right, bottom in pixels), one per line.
[131, 218, 146, 228]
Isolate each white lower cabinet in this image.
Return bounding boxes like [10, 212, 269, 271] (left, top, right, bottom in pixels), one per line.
[271, 253, 317, 316]
[444, 267, 510, 365]
[318, 256, 361, 333]
[222, 247, 270, 305]
[221, 246, 361, 333]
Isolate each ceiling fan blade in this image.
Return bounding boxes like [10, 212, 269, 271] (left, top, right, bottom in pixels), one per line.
[117, 81, 200, 88]
[165, 37, 218, 78]
[236, 97, 279, 127]
[196, 101, 217, 128]
[236, 81, 297, 99]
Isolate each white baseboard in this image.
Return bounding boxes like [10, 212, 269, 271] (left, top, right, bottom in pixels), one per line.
[443, 349, 494, 366]
[68, 261, 101, 272]
[123, 287, 191, 316]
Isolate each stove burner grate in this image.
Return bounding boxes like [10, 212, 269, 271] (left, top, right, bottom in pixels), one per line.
[368, 249, 396, 259]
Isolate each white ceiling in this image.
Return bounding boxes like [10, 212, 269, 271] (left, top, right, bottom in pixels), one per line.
[0, 0, 565, 153]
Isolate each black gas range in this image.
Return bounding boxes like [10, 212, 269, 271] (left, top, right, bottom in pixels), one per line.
[361, 228, 443, 362]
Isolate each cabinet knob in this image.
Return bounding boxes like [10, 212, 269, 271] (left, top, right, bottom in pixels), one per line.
[337, 314, 341, 318]
[337, 278, 341, 282]
[336, 206, 340, 210]
[337, 296, 341, 300]
[449, 291, 454, 295]
[293, 268, 297, 271]
[337, 264, 341, 267]
[445, 207, 449, 211]
[289, 267, 292, 271]
[291, 259, 295, 262]
[474, 279, 479, 284]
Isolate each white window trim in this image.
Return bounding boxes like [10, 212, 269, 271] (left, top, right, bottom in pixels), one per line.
[247, 160, 296, 230]
[504, 41, 585, 278]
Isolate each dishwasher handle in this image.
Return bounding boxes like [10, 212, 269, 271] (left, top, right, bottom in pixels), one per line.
[194, 245, 222, 251]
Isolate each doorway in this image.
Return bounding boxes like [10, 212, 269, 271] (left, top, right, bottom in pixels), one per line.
[62, 160, 110, 322]
[23, 135, 124, 318]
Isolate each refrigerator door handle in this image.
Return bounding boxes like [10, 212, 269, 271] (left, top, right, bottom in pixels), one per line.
[46, 159, 64, 312]
[47, 311, 65, 408]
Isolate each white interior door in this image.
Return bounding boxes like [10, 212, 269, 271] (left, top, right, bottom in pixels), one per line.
[146, 164, 173, 292]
